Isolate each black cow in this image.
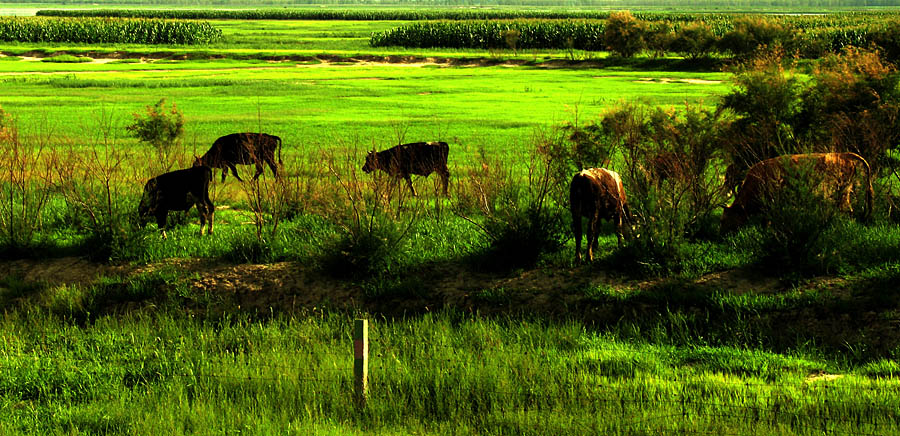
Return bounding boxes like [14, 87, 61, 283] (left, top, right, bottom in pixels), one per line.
[194, 132, 282, 182]
[362, 141, 450, 196]
[138, 166, 214, 238]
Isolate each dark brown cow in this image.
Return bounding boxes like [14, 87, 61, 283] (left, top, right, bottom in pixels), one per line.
[570, 168, 631, 262]
[138, 166, 214, 238]
[720, 152, 874, 234]
[723, 162, 746, 197]
[362, 141, 450, 196]
[193, 132, 282, 182]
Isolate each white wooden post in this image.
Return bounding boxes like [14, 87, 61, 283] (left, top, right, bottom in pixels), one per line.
[354, 319, 368, 408]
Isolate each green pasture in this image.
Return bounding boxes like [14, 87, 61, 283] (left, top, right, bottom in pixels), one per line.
[0, 59, 729, 162]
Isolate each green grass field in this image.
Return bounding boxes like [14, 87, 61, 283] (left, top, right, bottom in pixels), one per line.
[0, 7, 898, 435]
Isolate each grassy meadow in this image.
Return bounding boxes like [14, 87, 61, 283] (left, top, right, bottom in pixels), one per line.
[1, 6, 899, 435]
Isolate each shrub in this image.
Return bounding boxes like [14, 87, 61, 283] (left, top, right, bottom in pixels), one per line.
[720, 49, 804, 174]
[570, 103, 728, 273]
[872, 21, 900, 66]
[750, 164, 848, 276]
[317, 149, 417, 279]
[459, 148, 567, 271]
[718, 17, 794, 59]
[671, 22, 718, 60]
[320, 210, 409, 279]
[603, 11, 647, 58]
[796, 48, 900, 174]
[0, 111, 56, 257]
[126, 99, 184, 170]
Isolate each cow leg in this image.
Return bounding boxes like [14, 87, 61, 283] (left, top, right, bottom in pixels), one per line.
[572, 212, 583, 263]
[229, 164, 244, 182]
[405, 175, 417, 197]
[252, 162, 264, 181]
[587, 214, 600, 262]
[197, 204, 207, 236]
[221, 169, 228, 183]
[156, 212, 168, 239]
[266, 158, 279, 179]
[438, 168, 450, 197]
[205, 197, 215, 235]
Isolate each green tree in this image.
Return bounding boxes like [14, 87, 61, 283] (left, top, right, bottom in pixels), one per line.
[671, 22, 718, 60]
[603, 11, 647, 58]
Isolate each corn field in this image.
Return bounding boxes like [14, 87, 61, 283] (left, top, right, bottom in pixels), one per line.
[369, 20, 607, 51]
[0, 17, 222, 45]
[369, 14, 900, 59]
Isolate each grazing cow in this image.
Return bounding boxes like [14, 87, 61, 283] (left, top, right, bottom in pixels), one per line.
[569, 168, 631, 262]
[138, 166, 214, 238]
[193, 132, 282, 182]
[723, 162, 747, 197]
[362, 141, 450, 196]
[720, 152, 874, 234]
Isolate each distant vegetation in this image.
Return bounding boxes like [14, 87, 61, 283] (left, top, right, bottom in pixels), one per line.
[371, 11, 900, 62]
[0, 17, 222, 44]
[13, 0, 900, 8]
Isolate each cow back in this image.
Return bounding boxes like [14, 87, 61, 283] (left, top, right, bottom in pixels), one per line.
[371, 141, 449, 177]
[198, 133, 280, 168]
[570, 168, 627, 220]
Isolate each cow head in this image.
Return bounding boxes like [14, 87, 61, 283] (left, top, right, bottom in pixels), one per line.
[192, 155, 204, 167]
[362, 151, 378, 173]
[719, 204, 746, 235]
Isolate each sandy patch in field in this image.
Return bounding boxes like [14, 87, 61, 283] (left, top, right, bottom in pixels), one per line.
[635, 77, 722, 85]
[804, 372, 845, 383]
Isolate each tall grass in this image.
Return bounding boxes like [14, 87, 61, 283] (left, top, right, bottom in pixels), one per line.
[0, 287, 898, 435]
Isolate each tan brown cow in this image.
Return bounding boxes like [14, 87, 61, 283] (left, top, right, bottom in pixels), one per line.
[720, 152, 874, 234]
[569, 168, 631, 262]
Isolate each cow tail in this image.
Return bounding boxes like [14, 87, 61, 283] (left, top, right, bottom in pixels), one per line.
[862, 155, 874, 222]
[850, 152, 874, 222]
[277, 136, 283, 165]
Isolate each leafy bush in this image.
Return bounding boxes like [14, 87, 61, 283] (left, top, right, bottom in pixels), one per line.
[126, 99, 184, 169]
[477, 200, 567, 271]
[320, 210, 409, 279]
[719, 49, 804, 179]
[0, 111, 56, 258]
[459, 148, 567, 271]
[796, 48, 900, 173]
[718, 17, 795, 59]
[603, 11, 647, 58]
[671, 22, 718, 60]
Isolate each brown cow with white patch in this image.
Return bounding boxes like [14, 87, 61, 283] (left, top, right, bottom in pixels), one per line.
[570, 168, 631, 262]
[362, 141, 450, 196]
[720, 152, 874, 234]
